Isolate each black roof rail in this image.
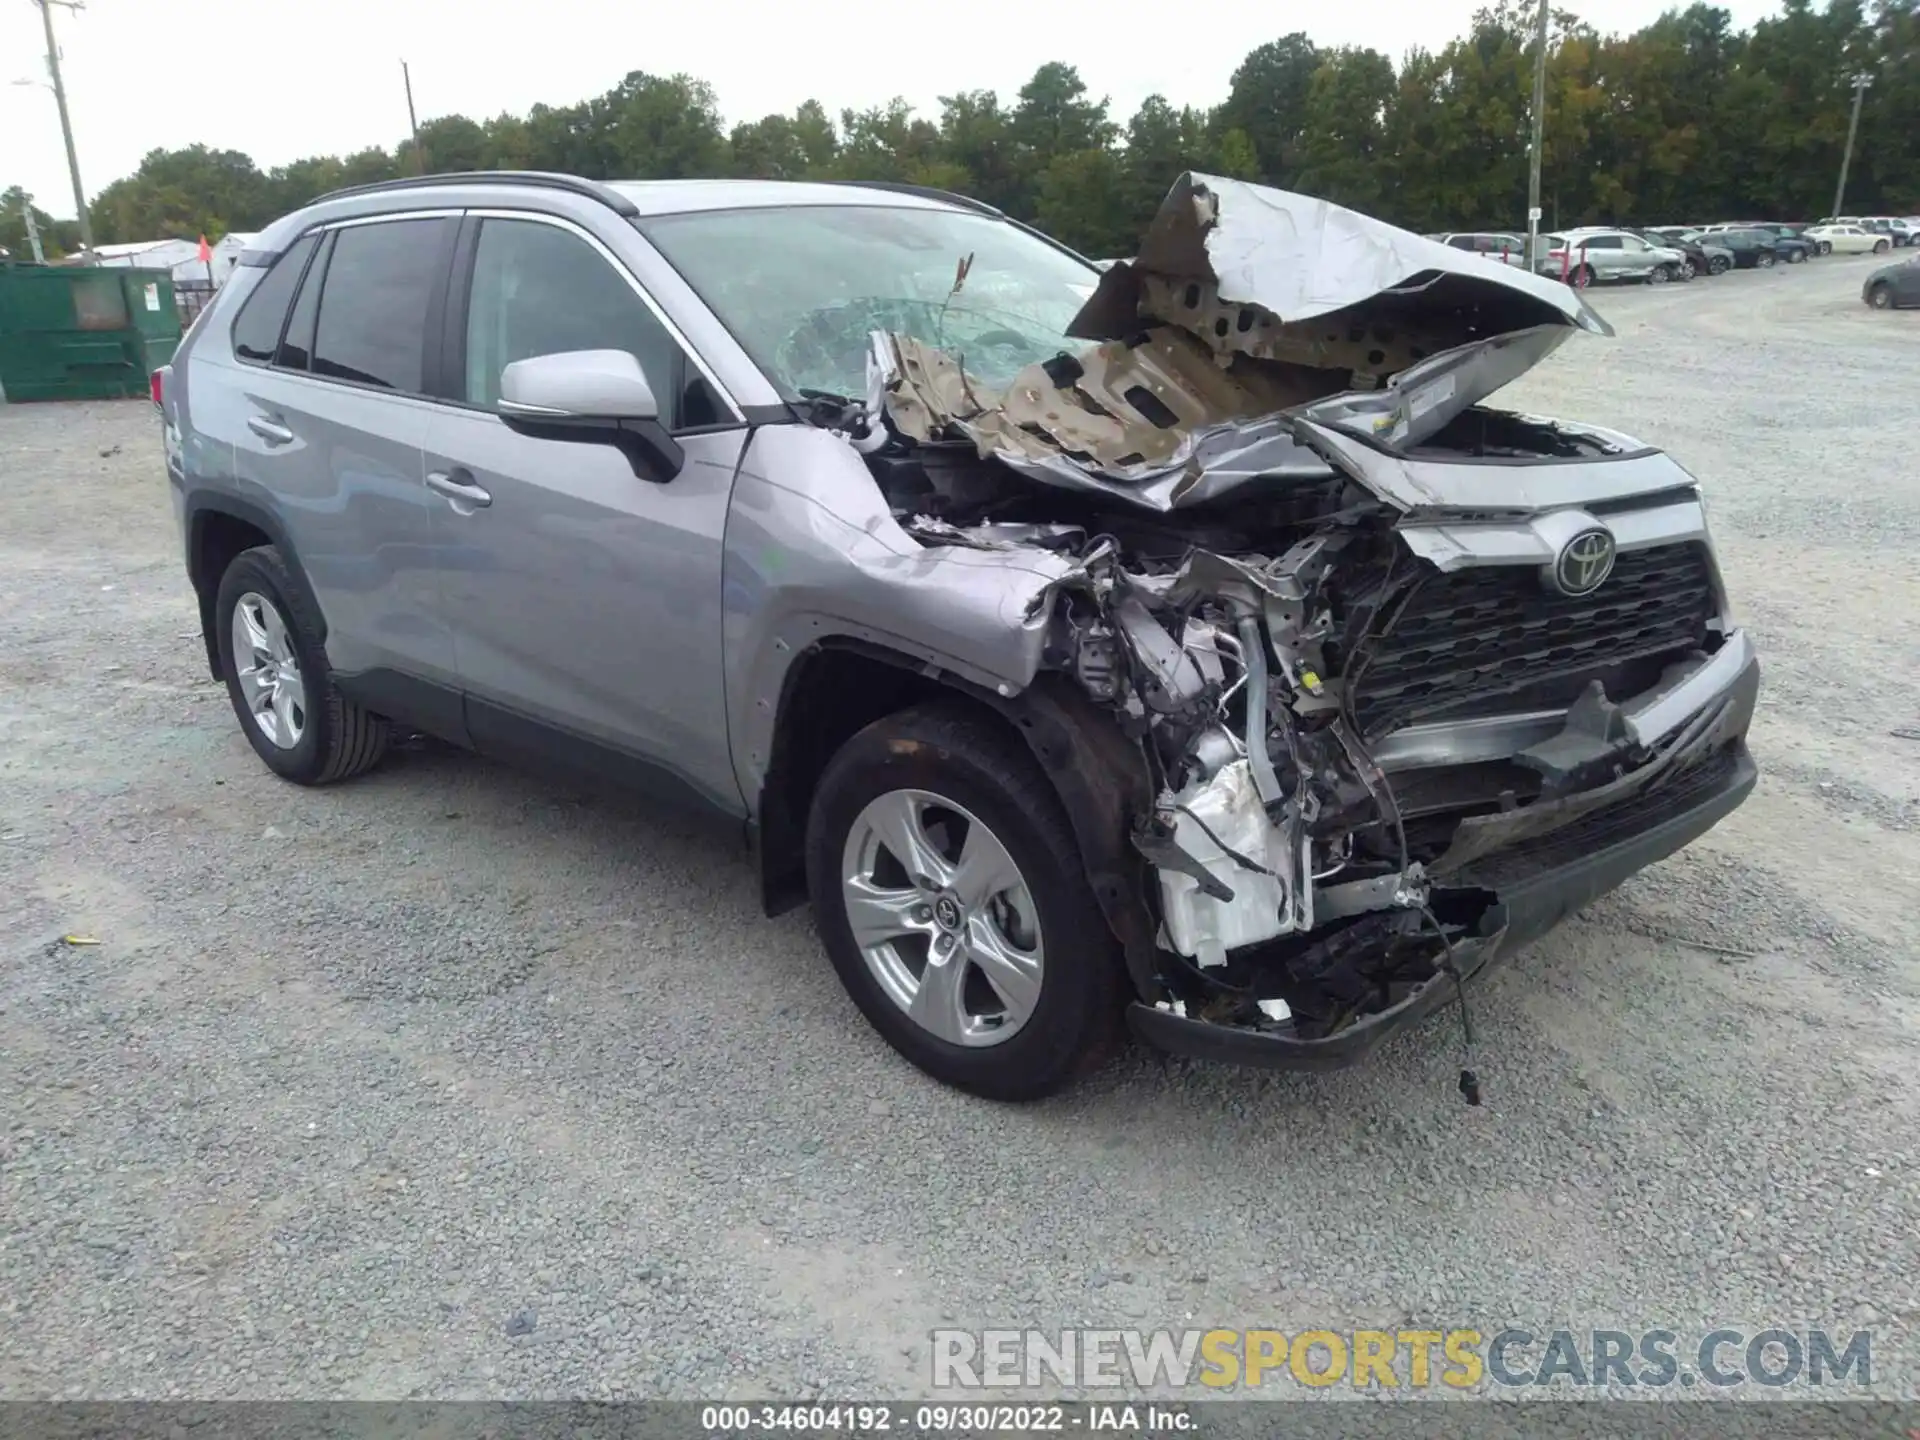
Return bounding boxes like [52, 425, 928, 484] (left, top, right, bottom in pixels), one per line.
[313, 170, 640, 218]
[814, 179, 1004, 217]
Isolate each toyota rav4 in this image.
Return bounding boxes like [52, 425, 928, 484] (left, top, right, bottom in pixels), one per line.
[155, 171, 1760, 1100]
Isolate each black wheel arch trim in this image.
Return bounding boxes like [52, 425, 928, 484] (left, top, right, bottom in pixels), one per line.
[183, 489, 327, 681]
[753, 636, 1165, 1003]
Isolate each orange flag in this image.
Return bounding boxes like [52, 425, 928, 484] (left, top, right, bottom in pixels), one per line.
[197, 234, 212, 263]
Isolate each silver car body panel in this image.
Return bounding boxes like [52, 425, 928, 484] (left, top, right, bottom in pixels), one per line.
[720, 423, 1085, 805]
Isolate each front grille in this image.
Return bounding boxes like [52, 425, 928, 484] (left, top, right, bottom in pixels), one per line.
[1351, 543, 1716, 737]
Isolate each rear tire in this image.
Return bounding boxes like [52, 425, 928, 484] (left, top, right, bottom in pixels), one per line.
[1573, 264, 1596, 288]
[1758, 251, 1777, 268]
[215, 546, 390, 785]
[804, 703, 1123, 1101]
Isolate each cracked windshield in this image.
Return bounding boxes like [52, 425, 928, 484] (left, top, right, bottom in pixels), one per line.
[640, 203, 1100, 399]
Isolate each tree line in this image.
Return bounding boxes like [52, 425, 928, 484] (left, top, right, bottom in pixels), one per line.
[4, 0, 1914, 264]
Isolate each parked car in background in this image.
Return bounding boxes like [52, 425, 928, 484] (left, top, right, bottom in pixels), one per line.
[1863, 255, 1920, 309]
[1433, 232, 1528, 265]
[1701, 223, 1811, 263]
[1703, 228, 1783, 269]
[1542, 228, 1689, 285]
[1742, 223, 1825, 256]
[1832, 217, 1911, 248]
[1807, 223, 1892, 255]
[1625, 228, 1723, 278]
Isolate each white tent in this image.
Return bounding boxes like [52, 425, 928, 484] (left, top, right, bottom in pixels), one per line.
[87, 233, 255, 285]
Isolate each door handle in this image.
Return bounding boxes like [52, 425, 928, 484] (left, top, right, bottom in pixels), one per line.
[427, 469, 492, 509]
[247, 415, 294, 446]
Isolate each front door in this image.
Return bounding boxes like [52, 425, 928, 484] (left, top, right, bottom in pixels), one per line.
[421, 213, 746, 813]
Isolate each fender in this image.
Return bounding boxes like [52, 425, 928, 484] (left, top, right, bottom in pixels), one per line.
[183, 489, 327, 679]
[756, 637, 1164, 1003]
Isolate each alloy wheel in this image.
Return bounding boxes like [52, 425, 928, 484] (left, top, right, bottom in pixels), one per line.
[840, 788, 1044, 1048]
[230, 591, 306, 749]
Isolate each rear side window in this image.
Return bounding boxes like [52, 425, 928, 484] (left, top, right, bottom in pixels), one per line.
[1446, 236, 1476, 250]
[231, 233, 318, 364]
[311, 218, 454, 392]
[274, 233, 332, 371]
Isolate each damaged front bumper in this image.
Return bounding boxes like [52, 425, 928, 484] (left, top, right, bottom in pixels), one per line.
[1128, 643, 1759, 1071]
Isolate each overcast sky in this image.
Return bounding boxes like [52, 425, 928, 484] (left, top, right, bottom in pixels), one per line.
[5, 0, 1785, 224]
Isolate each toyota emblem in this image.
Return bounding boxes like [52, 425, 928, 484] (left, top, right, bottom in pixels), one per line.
[1550, 527, 1617, 597]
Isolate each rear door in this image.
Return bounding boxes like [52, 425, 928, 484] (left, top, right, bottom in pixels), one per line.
[227, 213, 462, 703]
[418, 211, 747, 813]
[1582, 233, 1627, 278]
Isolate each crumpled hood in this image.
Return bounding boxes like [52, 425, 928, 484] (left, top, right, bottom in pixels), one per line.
[881, 173, 1614, 511]
[1067, 173, 1611, 343]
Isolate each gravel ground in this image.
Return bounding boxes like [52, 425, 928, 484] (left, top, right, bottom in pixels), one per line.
[2, 254, 1917, 1402]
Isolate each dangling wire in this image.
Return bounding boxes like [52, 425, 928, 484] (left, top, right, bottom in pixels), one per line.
[1418, 903, 1482, 1107]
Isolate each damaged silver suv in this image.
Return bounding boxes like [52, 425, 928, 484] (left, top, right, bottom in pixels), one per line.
[157, 171, 1759, 1100]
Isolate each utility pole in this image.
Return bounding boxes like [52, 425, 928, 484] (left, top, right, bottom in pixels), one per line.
[1832, 72, 1871, 217]
[1525, 0, 1551, 270]
[22, 198, 46, 263]
[34, 0, 93, 256]
[402, 61, 424, 174]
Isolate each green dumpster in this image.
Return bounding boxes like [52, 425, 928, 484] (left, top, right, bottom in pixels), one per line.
[0, 262, 183, 402]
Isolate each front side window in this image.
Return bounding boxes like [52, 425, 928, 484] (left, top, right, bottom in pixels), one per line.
[641, 203, 1101, 401]
[310, 217, 454, 392]
[461, 217, 718, 427]
[231, 232, 318, 364]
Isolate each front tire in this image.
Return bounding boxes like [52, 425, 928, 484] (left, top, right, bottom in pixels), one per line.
[1874, 239, 1891, 254]
[805, 704, 1122, 1101]
[1786, 248, 1806, 263]
[215, 546, 390, 785]
[1648, 264, 1672, 284]
[1818, 241, 1832, 256]
[1709, 255, 1731, 275]
[1867, 283, 1894, 310]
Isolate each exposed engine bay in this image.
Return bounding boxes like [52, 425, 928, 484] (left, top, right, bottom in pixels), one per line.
[798, 174, 1752, 1077]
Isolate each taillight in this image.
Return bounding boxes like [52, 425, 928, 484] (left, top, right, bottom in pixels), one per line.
[150, 366, 167, 410]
